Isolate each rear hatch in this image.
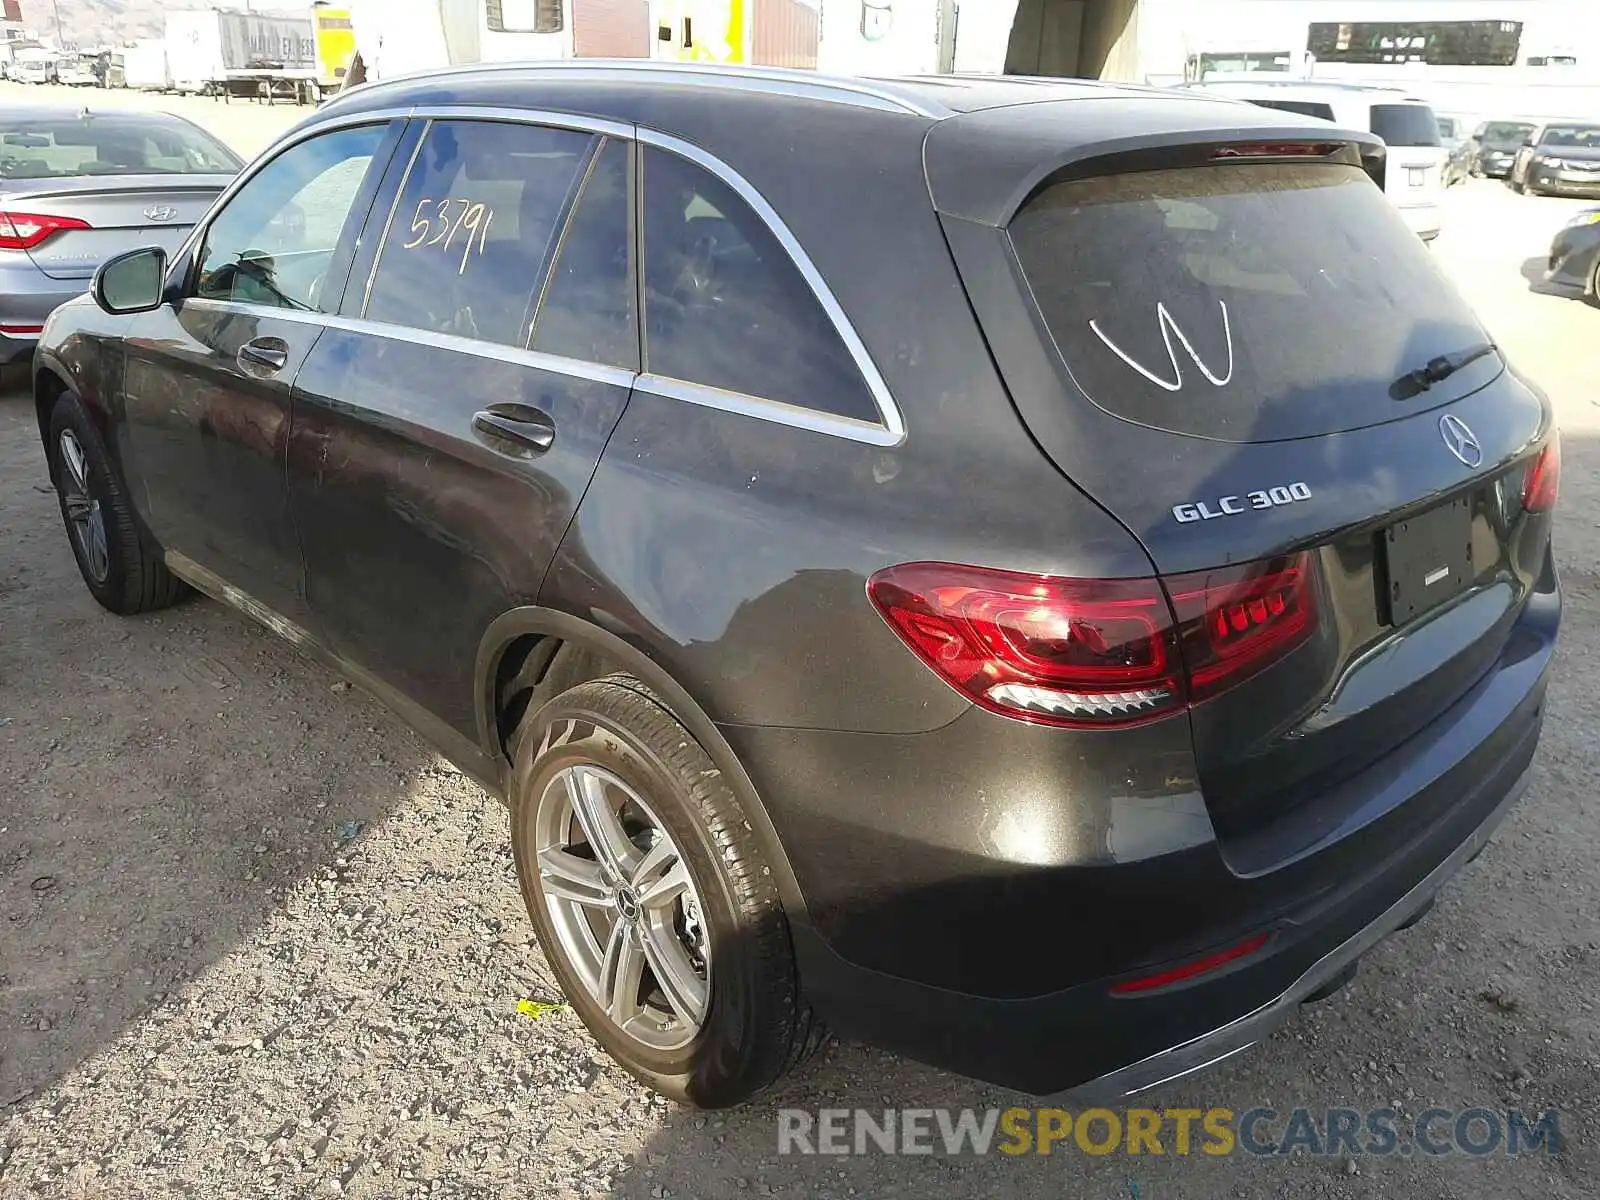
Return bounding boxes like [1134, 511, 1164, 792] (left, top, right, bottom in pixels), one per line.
[1368, 101, 1446, 204]
[1, 176, 230, 280]
[928, 103, 1552, 868]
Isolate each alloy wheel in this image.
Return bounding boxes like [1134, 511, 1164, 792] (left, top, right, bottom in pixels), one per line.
[58, 429, 109, 583]
[534, 763, 711, 1051]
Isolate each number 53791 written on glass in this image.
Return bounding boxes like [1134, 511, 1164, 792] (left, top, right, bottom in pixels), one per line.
[401, 197, 495, 275]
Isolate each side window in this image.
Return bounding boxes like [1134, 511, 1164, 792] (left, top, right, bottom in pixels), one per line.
[530, 137, 637, 371]
[364, 120, 592, 348]
[640, 146, 879, 424]
[197, 124, 387, 312]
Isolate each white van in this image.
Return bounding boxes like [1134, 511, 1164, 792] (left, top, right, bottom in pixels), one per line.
[1183, 80, 1447, 242]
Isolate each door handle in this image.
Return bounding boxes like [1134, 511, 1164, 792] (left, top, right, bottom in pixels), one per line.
[472, 405, 556, 456]
[238, 338, 289, 372]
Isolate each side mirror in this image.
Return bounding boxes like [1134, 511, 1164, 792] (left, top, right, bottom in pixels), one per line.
[93, 246, 168, 315]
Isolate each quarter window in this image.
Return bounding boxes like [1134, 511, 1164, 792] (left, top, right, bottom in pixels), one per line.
[364, 120, 592, 349]
[196, 123, 386, 311]
[640, 147, 878, 424]
[530, 137, 637, 371]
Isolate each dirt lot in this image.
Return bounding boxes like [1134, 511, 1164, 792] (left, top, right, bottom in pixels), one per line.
[3, 85, 1600, 1198]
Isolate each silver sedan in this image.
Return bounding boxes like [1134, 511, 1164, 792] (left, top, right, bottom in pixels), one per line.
[0, 106, 241, 363]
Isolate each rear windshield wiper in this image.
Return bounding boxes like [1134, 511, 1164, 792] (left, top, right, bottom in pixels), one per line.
[1390, 341, 1498, 400]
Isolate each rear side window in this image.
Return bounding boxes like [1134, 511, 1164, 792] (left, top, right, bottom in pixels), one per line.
[531, 137, 637, 371]
[1008, 162, 1486, 442]
[365, 120, 591, 348]
[1248, 99, 1335, 122]
[640, 146, 878, 424]
[1370, 104, 1442, 147]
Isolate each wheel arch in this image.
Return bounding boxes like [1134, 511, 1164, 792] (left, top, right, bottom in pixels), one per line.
[475, 606, 813, 925]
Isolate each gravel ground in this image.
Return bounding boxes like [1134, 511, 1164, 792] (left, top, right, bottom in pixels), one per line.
[2, 87, 1600, 1197]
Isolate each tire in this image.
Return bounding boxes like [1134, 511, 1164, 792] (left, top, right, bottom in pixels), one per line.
[47, 390, 187, 615]
[1510, 174, 1525, 194]
[509, 675, 824, 1108]
[1587, 257, 1600, 310]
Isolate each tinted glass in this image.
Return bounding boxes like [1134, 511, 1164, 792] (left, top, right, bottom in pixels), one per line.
[1539, 125, 1600, 149]
[0, 115, 241, 180]
[640, 147, 877, 423]
[197, 123, 385, 312]
[365, 121, 591, 348]
[531, 137, 636, 370]
[1370, 104, 1442, 147]
[1248, 99, 1336, 121]
[1481, 121, 1534, 146]
[1009, 163, 1487, 442]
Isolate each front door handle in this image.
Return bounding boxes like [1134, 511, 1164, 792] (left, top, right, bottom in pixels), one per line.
[238, 337, 289, 373]
[472, 405, 556, 456]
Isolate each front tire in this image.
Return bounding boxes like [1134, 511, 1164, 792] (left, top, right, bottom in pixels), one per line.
[509, 675, 823, 1108]
[48, 391, 187, 614]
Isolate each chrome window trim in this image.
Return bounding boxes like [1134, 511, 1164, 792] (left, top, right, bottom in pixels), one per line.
[635, 374, 903, 447]
[331, 61, 945, 120]
[634, 127, 907, 445]
[184, 103, 908, 447]
[183, 297, 636, 390]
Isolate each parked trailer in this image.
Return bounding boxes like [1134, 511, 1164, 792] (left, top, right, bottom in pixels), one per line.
[123, 38, 172, 91]
[166, 8, 322, 103]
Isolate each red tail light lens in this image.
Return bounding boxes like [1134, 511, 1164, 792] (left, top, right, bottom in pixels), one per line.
[1522, 435, 1560, 514]
[1166, 553, 1317, 702]
[0, 211, 92, 251]
[866, 563, 1184, 728]
[869, 554, 1318, 727]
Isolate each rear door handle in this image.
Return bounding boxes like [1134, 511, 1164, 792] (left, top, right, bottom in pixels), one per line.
[238, 338, 289, 372]
[472, 405, 556, 456]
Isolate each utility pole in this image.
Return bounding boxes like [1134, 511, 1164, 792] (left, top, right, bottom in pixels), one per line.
[50, 0, 63, 45]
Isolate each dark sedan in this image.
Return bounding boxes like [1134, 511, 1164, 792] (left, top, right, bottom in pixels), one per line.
[1509, 121, 1600, 197]
[1469, 119, 1535, 179]
[0, 107, 241, 363]
[1546, 208, 1600, 302]
[31, 62, 1559, 1108]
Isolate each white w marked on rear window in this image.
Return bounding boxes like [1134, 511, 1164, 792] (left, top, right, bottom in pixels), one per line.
[1088, 300, 1235, 392]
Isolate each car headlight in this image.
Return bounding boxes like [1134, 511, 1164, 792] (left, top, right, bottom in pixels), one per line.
[1564, 210, 1600, 228]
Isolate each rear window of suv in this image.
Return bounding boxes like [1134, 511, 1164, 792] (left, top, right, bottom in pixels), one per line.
[1369, 104, 1442, 147]
[1009, 162, 1488, 442]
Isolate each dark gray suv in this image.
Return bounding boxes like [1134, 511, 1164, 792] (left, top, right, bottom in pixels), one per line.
[34, 63, 1559, 1108]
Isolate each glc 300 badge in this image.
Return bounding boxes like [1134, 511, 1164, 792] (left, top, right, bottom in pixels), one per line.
[1174, 482, 1312, 524]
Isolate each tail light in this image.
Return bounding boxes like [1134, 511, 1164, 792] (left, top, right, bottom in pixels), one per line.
[0, 211, 92, 251]
[1213, 143, 1341, 159]
[868, 553, 1317, 728]
[1522, 435, 1560, 514]
[1165, 554, 1317, 702]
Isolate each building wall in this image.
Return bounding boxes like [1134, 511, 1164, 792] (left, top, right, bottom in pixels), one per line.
[752, 0, 819, 68]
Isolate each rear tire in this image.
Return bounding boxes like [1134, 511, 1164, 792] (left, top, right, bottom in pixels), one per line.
[1587, 257, 1600, 309]
[509, 675, 824, 1108]
[47, 390, 187, 614]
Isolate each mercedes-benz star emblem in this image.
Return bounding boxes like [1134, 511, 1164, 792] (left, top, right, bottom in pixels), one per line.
[1439, 413, 1483, 469]
[144, 205, 178, 223]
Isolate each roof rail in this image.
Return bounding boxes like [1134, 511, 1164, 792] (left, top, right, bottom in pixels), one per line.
[351, 58, 948, 120]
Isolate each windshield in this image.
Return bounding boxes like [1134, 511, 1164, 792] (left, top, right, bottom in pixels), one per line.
[0, 117, 241, 179]
[1369, 104, 1442, 148]
[1482, 121, 1534, 145]
[1008, 162, 1487, 442]
[1539, 125, 1600, 148]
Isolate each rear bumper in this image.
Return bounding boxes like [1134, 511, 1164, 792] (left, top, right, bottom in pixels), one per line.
[0, 262, 86, 363]
[759, 567, 1557, 1094]
[1395, 200, 1442, 240]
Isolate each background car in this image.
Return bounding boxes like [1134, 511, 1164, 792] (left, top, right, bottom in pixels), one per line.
[1470, 119, 1536, 179]
[1546, 207, 1600, 303]
[1509, 121, 1600, 197]
[0, 106, 241, 363]
[1182, 79, 1448, 240]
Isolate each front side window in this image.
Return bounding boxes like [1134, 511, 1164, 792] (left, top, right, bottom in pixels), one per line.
[640, 146, 878, 424]
[197, 123, 386, 311]
[364, 120, 592, 348]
